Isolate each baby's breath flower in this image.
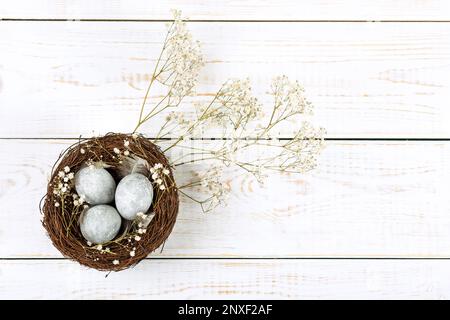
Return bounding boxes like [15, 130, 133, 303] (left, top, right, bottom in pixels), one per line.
[113, 259, 120, 265]
[58, 171, 65, 178]
[54, 202, 60, 207]
[68, 172, 74, 180]
[86, 241, 92, 246]
[113, 148, 120, 154]
[64, 166, 71, 173]
[124, 150, 130, 156]
[80, 148, 86, 154]
[134, 236, 141, 241]
[130, 250, 135, 257]
[124, 140, 130, 147]
[129, 10, 324, 216]
[96, 244, 102, 251]
[132, 10, 204, 133]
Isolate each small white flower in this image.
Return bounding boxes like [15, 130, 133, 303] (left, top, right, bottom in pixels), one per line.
[151, 173, 159, 180]
[138, 229, 144, 234]
[124, 150, 130, 156]
[159, 185, 166, 190]
[150, 168, 155, 174]
[136, 212, 144, 218]
[113, 147, 120, 154]
[134, 236, 141, 241]
[156, 178, 163, 185]
[80, 148, 86, 154]
[124, 140, 130, 147]
[86, 241, 92, 246]
[132, 133, 138, 139]
[68, 172, 75, 180]
[58, 171, 65, 178]
[73, 200, 79, 206]
[64, 166, 70, 173]
[53, 190, 58, 195]
[113, 259, 120, 265]
[155, 163, 163, 169]
[129, 251, 135, 257]
[54, 202, 60, 207]
[72, 193, 78, 199]
[63, 177, 69, 182]
[96, 245, 102, 251]
[83, 204, 89, 209]
[162, 169, 170, 175]
[61, 187, 67, 193]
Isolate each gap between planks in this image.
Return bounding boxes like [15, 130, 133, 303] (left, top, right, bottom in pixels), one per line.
[4, 257, 450, 261]
[1, 138, 450, 141]
[2, 18, 450, 23]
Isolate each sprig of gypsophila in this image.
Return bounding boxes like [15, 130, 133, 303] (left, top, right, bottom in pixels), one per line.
[178, 166, 229, 213]
[159, 79, 262, 152]
[133, 10, 204, 133]
[171, 77, 325, 211]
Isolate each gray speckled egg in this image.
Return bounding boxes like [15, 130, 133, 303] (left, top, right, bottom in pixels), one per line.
[75, 166, 116, 205]
[115, 173, 153, 220]
[80, 205, 122, 244]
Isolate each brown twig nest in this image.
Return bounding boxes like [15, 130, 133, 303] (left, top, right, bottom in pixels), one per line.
[41, 133, 179, 271]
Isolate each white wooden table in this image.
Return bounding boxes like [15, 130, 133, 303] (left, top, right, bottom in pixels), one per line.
[1, 1, 450, 299]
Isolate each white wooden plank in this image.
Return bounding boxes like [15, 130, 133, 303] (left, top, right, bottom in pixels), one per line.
[2, 259, 450, 299]
[1, 0, 450, 21]
[1, 139, 450, 258]
[1, 22, 449, 138]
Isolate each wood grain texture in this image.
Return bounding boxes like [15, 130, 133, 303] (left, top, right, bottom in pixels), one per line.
[2, 0, 450, 300]
[1, 139, 449, 258]
[1, 0, 450, 21]
[2, 259, 450, 299]
[1, 22, 450, 138]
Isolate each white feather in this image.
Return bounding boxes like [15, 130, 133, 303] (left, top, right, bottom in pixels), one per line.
[117, 155, 151, 178]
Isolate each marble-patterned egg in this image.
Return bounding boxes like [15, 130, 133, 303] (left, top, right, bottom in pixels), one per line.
[75, 166, 116, 205]
[80, 205, 122, 244]
[115, 173, 153, 220]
